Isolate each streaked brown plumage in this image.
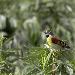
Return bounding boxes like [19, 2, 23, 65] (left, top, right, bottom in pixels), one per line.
[52, 37, 70, 49]
[45, 31, 70, 49]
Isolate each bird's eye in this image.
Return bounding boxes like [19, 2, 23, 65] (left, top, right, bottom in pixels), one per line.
[46, 35, 49, 37]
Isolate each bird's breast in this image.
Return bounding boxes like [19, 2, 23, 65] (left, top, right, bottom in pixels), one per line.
[47, 37, 52, 46]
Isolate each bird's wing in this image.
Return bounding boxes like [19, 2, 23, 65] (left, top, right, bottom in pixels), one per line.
[51, 37, 70, 49]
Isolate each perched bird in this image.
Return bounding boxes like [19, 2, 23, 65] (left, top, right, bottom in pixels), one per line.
[44, 31, 70, 49]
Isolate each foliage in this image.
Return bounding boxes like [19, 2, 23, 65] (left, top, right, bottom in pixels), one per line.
[0, 0, 75, 75]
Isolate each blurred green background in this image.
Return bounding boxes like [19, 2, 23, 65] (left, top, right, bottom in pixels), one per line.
[0, 0, 75, 75]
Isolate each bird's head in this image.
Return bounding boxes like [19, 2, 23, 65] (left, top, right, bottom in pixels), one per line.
[44, 30, 54, 38]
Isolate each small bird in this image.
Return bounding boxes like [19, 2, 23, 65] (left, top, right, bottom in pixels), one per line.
[44, 31, 70, 49]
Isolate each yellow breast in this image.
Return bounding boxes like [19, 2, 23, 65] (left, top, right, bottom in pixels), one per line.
[47, 36, 52, 46]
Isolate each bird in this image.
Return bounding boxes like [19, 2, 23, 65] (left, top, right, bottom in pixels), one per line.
[44, 30, 70, 49]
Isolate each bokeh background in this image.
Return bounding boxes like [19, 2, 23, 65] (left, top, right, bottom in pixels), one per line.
[0, 0, 75, 75]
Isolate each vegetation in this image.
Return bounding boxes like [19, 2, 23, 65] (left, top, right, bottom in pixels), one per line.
[0, 0, 75, 75]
